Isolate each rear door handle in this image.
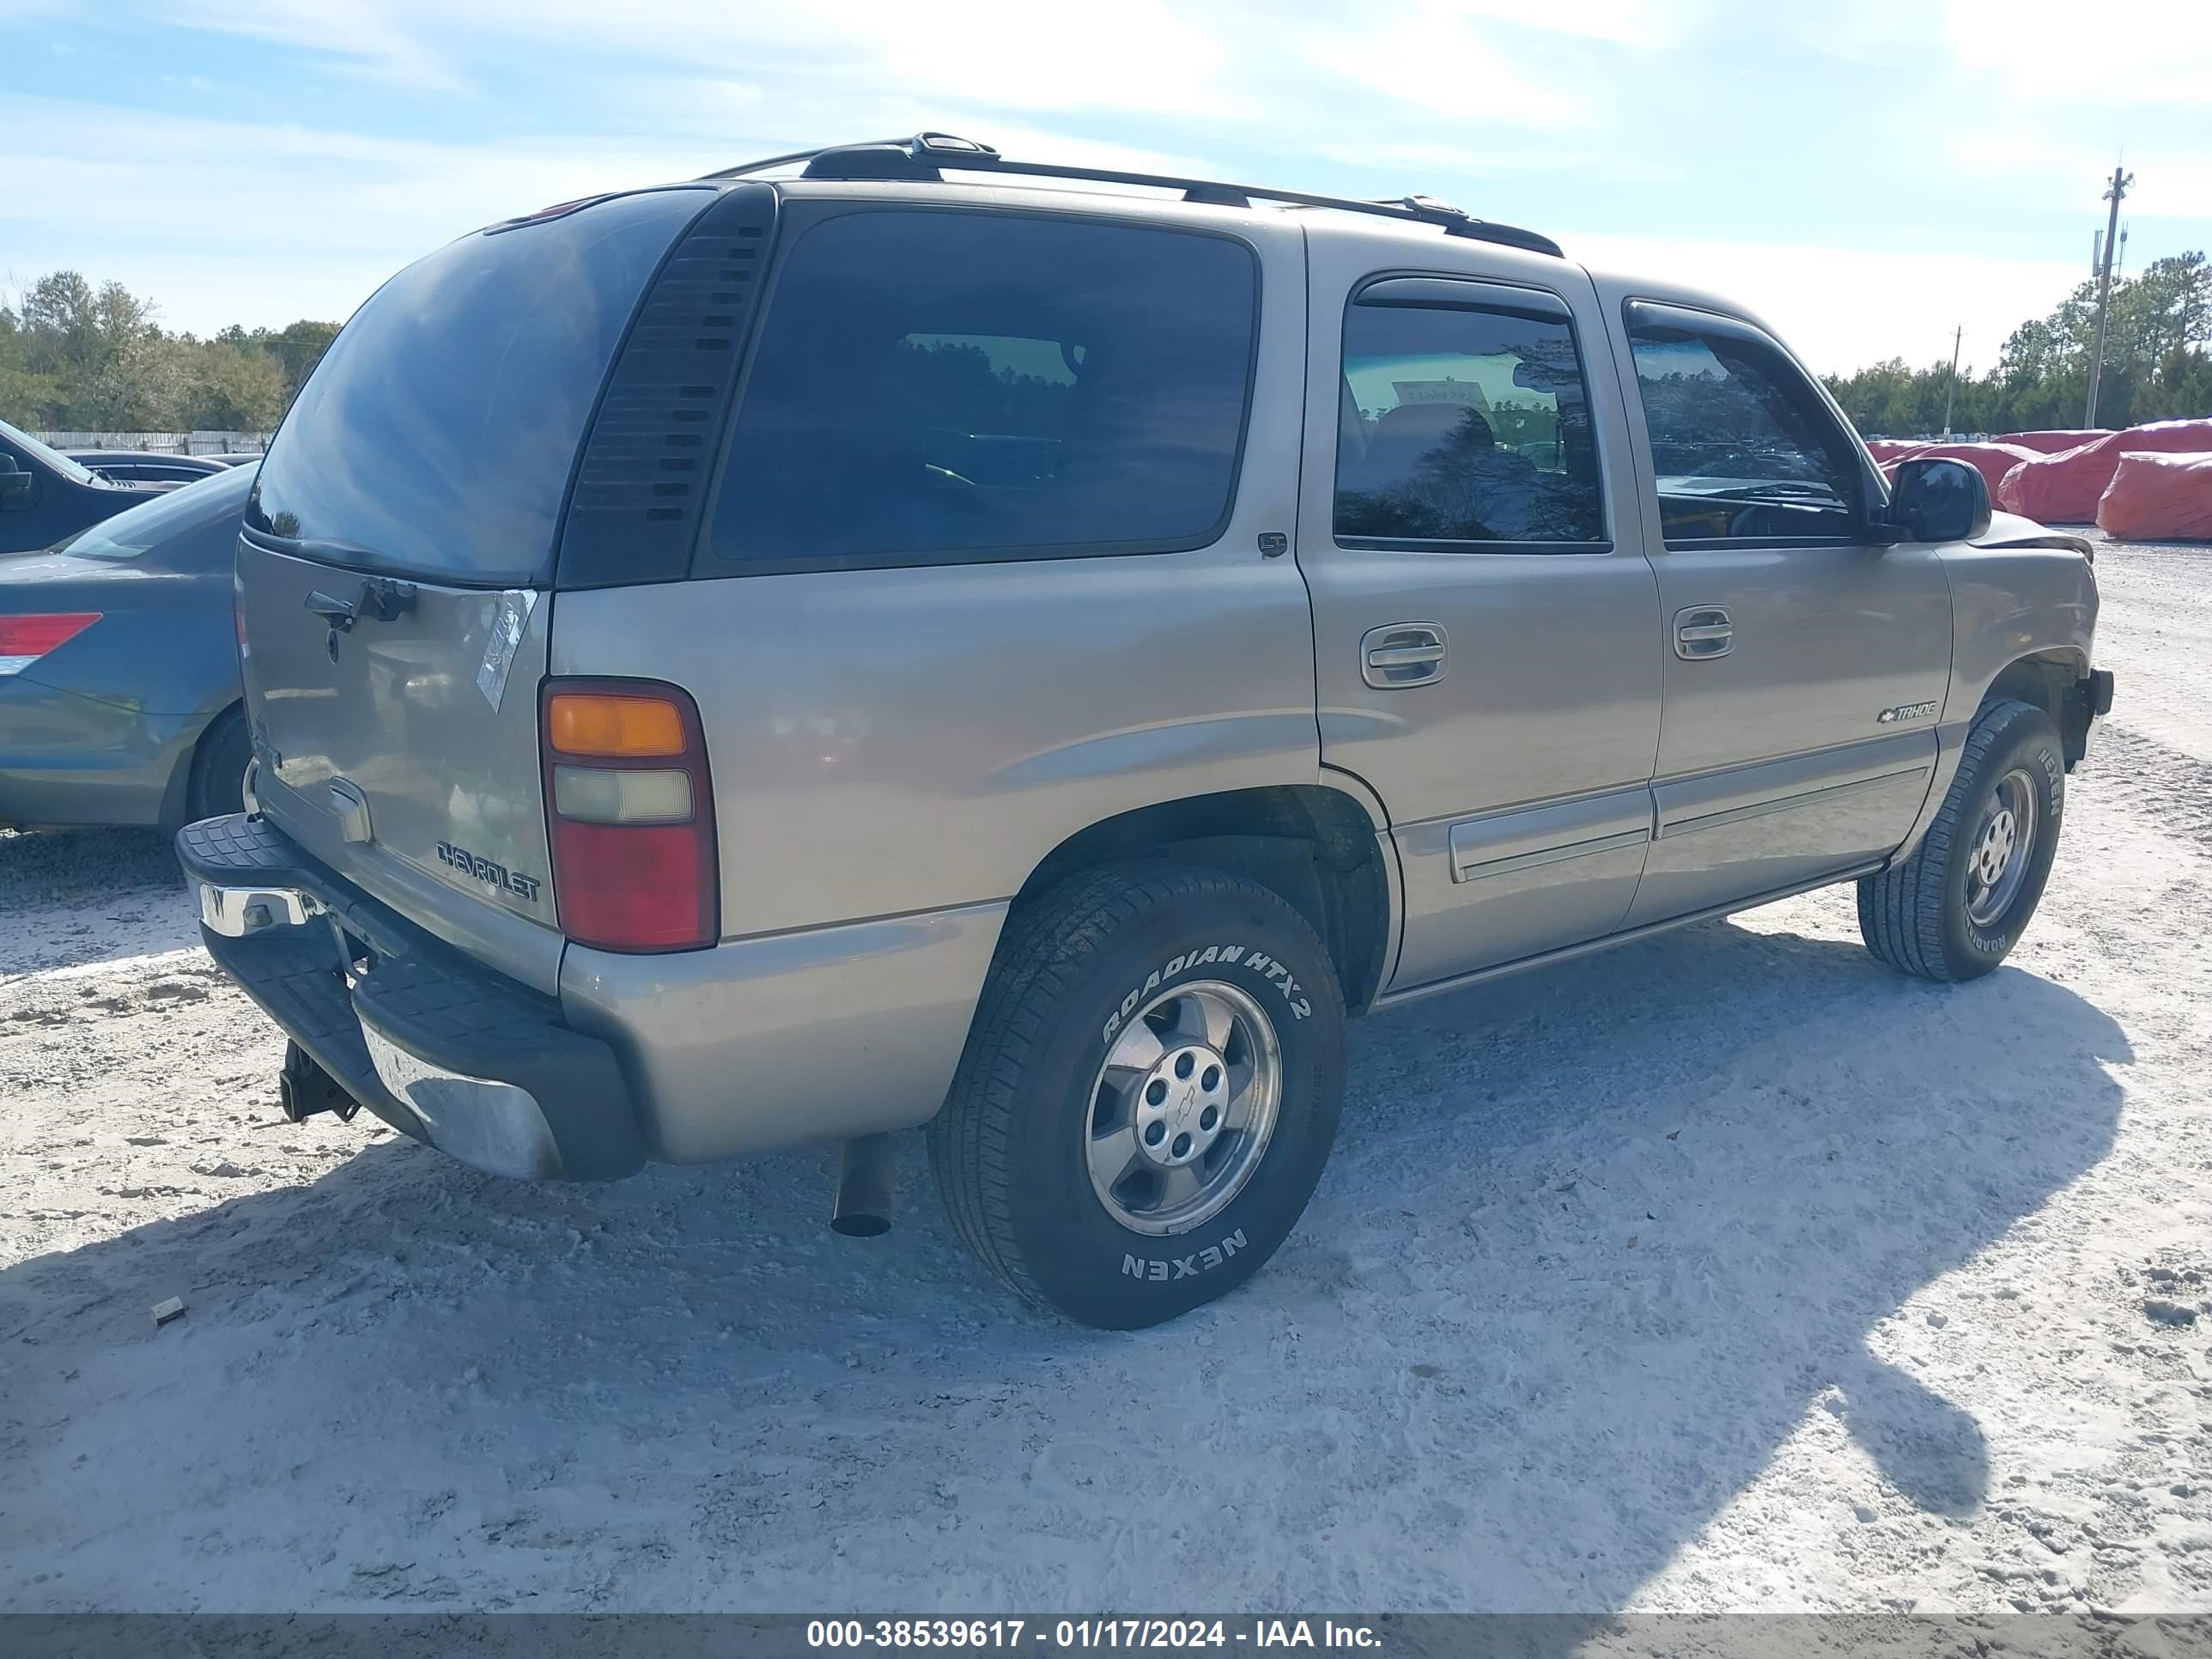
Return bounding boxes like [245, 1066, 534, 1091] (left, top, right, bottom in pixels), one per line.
[1362, 623, 1448, 688]
[1673, 605, 1734, 660]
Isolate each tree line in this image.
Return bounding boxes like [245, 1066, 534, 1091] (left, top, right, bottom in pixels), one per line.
[1822, 252, 2212, 437]
[0, 270, 339, 432]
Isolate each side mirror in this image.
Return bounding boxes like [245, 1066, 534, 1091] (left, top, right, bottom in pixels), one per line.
[1885, 457, 1991, 544]
[0, 459, 34, 510]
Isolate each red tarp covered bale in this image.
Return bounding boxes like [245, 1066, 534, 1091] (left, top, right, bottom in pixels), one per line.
[1994, 429, 2112, 454]
[1996, 419, 2212, 523]
[2095, 450, 2212, 542]
[1864, 439, 1929, 463]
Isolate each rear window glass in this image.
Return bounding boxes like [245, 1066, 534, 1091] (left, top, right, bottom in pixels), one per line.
[709, 210, 1257, 570]
[248, 187, 709, 586]
[58, 463, 257, 560]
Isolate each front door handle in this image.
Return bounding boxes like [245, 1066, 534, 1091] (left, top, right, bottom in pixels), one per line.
[1362, 623, 1449, 688]
[1673, 605, 1734, 660]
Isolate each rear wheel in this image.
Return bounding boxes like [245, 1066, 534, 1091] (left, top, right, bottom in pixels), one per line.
[930, 862, 1346, 1328]
[185, 706, 252, 822]
[1857, 697, 2064, 982]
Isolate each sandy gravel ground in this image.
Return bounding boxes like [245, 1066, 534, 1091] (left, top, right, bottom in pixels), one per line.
[1, 540, 2207, 1617]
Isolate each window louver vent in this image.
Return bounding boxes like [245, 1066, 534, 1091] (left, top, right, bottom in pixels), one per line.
[556, 184, 780, 588]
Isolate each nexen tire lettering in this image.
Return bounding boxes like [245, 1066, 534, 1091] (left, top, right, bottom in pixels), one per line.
[1122, 1231, 1247, 1280]
[1098, 944, 1310, 1044]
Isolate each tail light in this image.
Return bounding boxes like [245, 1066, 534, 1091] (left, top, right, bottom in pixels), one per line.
[540, 678, 717, 952]
[0, 612, 100, 677]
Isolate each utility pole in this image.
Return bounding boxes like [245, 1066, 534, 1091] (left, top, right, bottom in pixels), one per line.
[1942, 325, 1964, 438]
[2085, 164, 2133, 428]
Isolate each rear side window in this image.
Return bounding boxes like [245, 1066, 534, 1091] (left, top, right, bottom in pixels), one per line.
[1335, 296, 1605, 548]
[1626, 307, 1863, 544]
[709, 210, 1258, 571]
[248, 187, 710, 586]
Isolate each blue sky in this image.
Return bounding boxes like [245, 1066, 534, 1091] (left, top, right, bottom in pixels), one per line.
[4, 0, 2209, 374]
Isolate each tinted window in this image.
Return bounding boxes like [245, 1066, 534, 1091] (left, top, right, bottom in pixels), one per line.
[1335, 299, 1604, 546]
[56, 463, 257, 561]
[1626, 312, 1862, 543]
[711, 211, 1256, 568]
[250, 187, 710, 586]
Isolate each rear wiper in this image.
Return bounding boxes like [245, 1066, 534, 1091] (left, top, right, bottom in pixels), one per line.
[306, 577, 418, 632]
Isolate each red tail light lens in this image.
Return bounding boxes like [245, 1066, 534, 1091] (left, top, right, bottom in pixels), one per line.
[0, 612, 100, 676]
[540, 678, 716, 951]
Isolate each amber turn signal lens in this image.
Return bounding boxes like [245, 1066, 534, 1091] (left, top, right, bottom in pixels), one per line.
[546, 693, 686, 757]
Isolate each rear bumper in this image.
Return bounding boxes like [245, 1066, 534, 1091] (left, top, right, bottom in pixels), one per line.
[177, 814, 645, 1180]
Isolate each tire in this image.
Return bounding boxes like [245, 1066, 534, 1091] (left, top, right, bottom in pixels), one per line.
[1857, 697, 2065, 982]
[929, 861, 1346, 1328]
[185, 706, 252, 823]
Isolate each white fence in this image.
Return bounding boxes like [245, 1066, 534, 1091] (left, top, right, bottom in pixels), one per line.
[33, 430, 272, 456]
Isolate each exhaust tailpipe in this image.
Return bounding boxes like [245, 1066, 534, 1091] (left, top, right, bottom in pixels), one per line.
[830, 1133, 895, 1237]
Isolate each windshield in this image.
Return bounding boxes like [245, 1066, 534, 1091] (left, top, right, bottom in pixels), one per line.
[247, 185, 711, 586]
[53, 462, 258, 560]
[0, 417, 100, 487]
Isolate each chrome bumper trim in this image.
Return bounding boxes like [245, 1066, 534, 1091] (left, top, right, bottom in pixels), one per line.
[198, 880, 325, 938]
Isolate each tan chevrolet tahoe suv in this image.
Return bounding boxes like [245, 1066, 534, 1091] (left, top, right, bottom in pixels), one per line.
[179, 133, 2114, 1327]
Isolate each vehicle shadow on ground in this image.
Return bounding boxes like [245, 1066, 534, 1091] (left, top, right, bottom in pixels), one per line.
[0, 910, 2130, 1617]
[0, 828, 197, 977]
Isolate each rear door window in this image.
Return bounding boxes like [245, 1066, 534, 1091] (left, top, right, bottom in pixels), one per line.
[708, 210, 1258, 571]
[1626, 306, 1865, 544]
[247, 186, 711, 586]
[1335, 291, 1606, 547]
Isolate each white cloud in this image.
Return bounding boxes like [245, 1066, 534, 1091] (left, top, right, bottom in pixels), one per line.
[1268, 0, 1601, 125]
[143, 0, 1262, 118]
[156, 0, 471, 91]
[1361, 0, 1721, 50]
[1942, 0, 2212, 106]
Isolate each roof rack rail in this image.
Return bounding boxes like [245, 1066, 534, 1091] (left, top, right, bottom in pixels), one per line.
[698, 132, 1564, 258]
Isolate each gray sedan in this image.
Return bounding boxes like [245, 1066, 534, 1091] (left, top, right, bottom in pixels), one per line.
[0, 464, 254, 829]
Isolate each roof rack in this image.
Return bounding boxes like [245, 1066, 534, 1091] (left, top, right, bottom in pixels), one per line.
[698, 132, 1564, 258]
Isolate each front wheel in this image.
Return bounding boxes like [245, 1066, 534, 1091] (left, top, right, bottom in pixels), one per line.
[930, 862, 1346, 1328]
[1857, 697, 2065, 982]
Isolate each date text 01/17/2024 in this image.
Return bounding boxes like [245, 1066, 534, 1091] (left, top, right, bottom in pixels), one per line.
[805, 1619, 1384, 1649]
